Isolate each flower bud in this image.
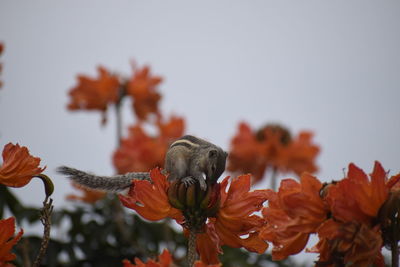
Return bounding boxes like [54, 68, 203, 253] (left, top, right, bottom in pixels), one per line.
[167, 180, 220, 232]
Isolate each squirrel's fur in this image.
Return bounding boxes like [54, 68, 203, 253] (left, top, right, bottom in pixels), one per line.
[58, 135, 227, 192]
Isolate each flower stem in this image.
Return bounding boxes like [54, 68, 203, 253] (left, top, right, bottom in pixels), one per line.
[392, 240, 399, 267]
[32, 196, 53, 267]
[115, 98, 122, 147]
[270, 167, 278, 191]
[188, 230, 197, 267]
[115, 85, 126, 147]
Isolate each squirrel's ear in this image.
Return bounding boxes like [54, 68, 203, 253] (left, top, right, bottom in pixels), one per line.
[208, 149, 217, 158]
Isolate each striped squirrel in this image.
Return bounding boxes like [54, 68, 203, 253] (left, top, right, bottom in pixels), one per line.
[58, 135, 228, 192]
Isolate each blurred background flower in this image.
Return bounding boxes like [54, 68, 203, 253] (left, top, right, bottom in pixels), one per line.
[228, 122, 319, 188]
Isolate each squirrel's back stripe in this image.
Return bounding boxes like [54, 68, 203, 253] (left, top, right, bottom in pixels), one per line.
[170, 135, 201, 149]
[170, 139, 200, 149]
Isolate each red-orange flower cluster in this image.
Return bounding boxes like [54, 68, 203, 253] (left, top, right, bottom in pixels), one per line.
[310, 162, 396, 266]
[197, 175, 269, 264]
[119, 170, 268, 264]
[0, 143, 45, 187]
[228, 122, 319, 183]
[0, 217, 23, 266]
[127, 65, 162, 121]
[262, 161, 400, 266]
[68, 66, 120, 124]
[260, 173, 328, 260]
[67, 64, 163, 125]
[113, 116, 185, 174]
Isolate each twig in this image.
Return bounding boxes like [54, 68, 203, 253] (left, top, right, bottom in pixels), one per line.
[187, 230, 197, 267]
[32, 196, 53, 267]
[392, 241, 399, 267]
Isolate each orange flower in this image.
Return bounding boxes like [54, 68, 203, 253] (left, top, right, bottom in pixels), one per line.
[227, 123, 268, 181]
[113, 116, 185, 174]
[259, 173, 329, 260]
[0, 143, 45, 187]
[228, 122, 319, 184]
[195, 175, 269, 264]
[0, 217, 24, 265]
[157, 116, 185, 143]
[120, 170, 268, 264]
[278, 131, 319, 176]
[310, 220, 384, 267]
[127, 65, 162, 120]
[122, 249, 172, 267]
[113, 125, 168, 174]
[195, 223, 222, 264]
[212, 175, 268, 252]
[326, 161, 389, 224]
[119, 168, 183, 222]
[67, 66, 120, 124]
[309, 162, 393, 266]
[66, 182, 106, 204]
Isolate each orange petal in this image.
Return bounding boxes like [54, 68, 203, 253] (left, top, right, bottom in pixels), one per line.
[327, 162, 389, 223]
[67, 65, 119, 119]
[272, 232, 309, 261]
[0, 217, 24, 263]
[0, 143, 45, 187]
[119, 169, 183, 223]
[214, 175, 269, 254]
[260, 173, 328, 260]
[196, 223, 222, 265]
[122, 249, 172, 267]
[127, 65, 163, 120]
[112, 124, 169, 174]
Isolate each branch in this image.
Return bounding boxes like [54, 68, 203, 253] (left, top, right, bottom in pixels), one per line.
[32, 196, 53, 267]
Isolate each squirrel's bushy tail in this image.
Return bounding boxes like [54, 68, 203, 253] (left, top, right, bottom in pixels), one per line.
[57, 166, 150, 192]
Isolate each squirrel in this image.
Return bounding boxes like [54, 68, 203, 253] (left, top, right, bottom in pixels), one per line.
[58, 135, 228, 192]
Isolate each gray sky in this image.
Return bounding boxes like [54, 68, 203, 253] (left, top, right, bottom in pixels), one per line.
[1, 0, 399, 264]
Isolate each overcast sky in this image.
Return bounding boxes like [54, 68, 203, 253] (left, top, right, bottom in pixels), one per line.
[1, 0, 399, 264]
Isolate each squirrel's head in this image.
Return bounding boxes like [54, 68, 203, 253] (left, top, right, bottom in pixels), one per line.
[206, 148, 228, 183]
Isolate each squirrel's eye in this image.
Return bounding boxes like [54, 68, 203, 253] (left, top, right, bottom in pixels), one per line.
[209, 149, 217, 158]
